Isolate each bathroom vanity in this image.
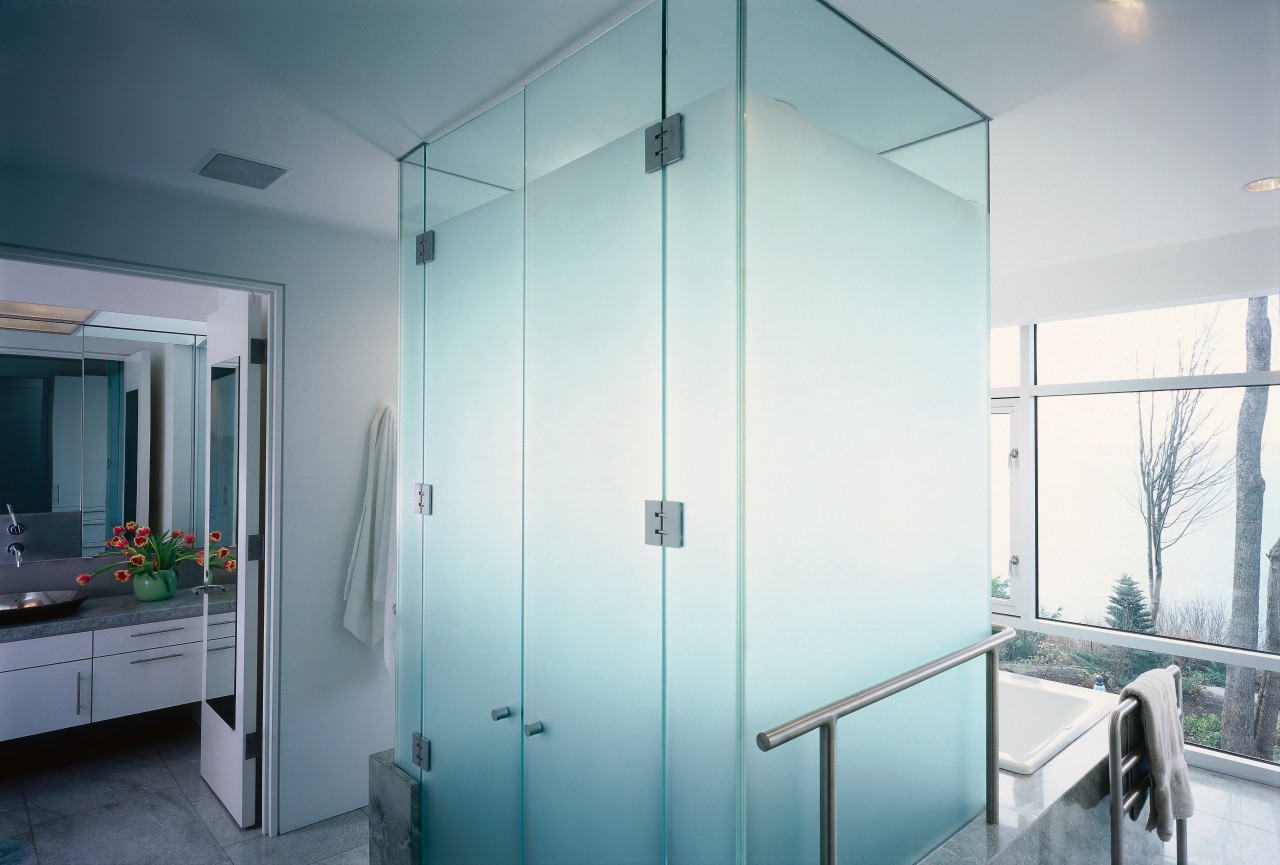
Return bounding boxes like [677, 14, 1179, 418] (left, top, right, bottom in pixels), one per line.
[0, 588, 235, 741]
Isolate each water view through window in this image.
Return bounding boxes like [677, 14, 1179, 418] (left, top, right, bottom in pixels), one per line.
[998, 296, 1280, 767]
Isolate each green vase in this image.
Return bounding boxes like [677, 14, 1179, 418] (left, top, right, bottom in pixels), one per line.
[133, 569, 176, 602]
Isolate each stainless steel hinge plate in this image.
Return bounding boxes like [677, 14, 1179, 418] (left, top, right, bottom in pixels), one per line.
[412, 732, 430, 771]
[415, 483, 433, 516]
[250, 338, 267, 365]
[416, 230, 435, 264]
[246, 534, 264, 562]
[644, 500, 684, 548]
[644, 113, 684, 174]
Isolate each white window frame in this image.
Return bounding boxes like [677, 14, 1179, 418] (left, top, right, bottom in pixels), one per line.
[991, 321, 1280, 786]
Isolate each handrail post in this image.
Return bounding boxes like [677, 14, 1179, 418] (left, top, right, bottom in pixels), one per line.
[986, 647, 999, 824]
[819, 721, 836, 865]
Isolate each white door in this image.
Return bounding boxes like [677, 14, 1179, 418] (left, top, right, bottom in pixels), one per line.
[198, 291, 266, 829]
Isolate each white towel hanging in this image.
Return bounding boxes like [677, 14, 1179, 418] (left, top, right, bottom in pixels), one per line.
[342, 404, 398, 671]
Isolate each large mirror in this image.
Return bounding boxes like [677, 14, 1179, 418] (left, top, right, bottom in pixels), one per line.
[0, 305, 207, 576]
[205, 358, 240, 725]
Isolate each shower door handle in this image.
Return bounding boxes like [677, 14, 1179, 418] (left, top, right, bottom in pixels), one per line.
[492, 706, 511, 721]
[524, 721, 544, 737]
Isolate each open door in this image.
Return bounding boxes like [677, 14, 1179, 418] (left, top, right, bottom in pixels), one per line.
[196, 290, 266, 828]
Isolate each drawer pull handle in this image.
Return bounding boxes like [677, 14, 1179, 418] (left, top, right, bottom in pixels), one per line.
[207, 645, 235, 653]
[130, 652, 184, 665]
[131, 626, 184, 638]
[75, 670, 83, 715]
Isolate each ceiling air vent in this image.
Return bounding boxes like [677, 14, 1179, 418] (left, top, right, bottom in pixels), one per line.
[197, 151, 287, 190]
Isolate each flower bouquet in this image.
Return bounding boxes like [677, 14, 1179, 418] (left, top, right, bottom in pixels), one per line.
[76, 522, 237, 602]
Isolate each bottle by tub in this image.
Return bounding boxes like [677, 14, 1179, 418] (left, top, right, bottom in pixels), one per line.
[1094, 674, 1107, 692]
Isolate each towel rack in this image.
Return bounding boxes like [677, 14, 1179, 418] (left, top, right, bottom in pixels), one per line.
[1109, 664, 1188, 865]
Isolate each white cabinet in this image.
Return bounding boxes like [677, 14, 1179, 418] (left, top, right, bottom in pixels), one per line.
[94, 618, 201, 657]
[91, 642, 202, 721]
[0, 659, 92, 740]
[0, 613, 210, 741]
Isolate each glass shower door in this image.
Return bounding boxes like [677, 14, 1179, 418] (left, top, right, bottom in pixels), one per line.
[522, 3, 664, 862]
[420, 94, 526, 864]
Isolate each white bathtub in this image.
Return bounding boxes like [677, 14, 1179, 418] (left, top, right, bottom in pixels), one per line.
[998, 671, 1118, 775]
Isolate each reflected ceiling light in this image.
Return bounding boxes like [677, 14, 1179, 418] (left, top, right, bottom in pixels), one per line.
[1243, 177, 1280, 193]
[0, 301, 94, 334]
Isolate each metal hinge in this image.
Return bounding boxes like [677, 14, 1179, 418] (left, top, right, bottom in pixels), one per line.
[644, 500, 684, 548]
[245, 731, 261, 760]
[412, 732, 431, 771]
[250, 338, 267, 365]
[415, 483, 433, 516]
[246, 534, 264, 562]
[644, 113, 684, 174]
[416, 230, 435, 265]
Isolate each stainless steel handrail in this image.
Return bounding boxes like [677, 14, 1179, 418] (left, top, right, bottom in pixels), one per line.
[756, 623, 1016, 865]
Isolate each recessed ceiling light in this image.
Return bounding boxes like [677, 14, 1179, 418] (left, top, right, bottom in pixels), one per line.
[1244, 176, 1280, 193]
[0, 301, 94, 334]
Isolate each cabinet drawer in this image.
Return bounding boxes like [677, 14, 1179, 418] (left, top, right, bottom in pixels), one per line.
[91, 644, 202, 721]
[94, 616, 201, 657]
[0, 659, 92, 740]
[0, 632, 92, 673]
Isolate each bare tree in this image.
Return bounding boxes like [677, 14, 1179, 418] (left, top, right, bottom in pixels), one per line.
[1253, 537, 1280, 759]
[1222, 296, 1271, 755]
[1134, 333, 1232, 624]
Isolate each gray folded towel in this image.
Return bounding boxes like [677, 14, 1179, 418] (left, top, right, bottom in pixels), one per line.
[1120, 668, 1195, 841]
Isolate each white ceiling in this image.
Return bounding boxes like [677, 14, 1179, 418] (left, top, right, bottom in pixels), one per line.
[1, 0, 1276, 289]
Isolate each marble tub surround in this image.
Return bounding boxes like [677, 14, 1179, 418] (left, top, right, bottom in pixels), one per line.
[0, 582, 235, 642]
[0, 709, 371, 865]
[921, 711, 1280, 865]
[368, 749, 419, 865]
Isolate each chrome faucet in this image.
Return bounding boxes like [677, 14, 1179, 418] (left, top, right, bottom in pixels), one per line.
[5, 504, 24, 536]
[6, 542, 23, 567]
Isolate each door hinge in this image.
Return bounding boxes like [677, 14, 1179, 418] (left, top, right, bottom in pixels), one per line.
[415, 483, 433, 516]
[245, 731, 261, 760]
[644, 113, 684, 174]
[250, 338, 267, 365]
[412, 732, 431, 771]
[416, 230, 435, 265]
[644, 500, 684, 548]
[245, 534, 264, 562]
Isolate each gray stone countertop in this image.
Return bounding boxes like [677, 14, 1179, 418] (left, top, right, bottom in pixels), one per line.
[0, 584, 237, 643]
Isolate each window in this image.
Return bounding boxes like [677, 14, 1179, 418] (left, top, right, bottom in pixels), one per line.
[993, 296, 1280, 773]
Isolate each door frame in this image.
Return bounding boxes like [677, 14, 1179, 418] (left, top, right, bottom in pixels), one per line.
[0, 241, 287, 836]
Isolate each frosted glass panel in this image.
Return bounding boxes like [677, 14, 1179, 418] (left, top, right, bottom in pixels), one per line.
[395, 146, 425, 778]
[743, 3, 991, 863]
[419, 95, 525, 865]
[522, 4, 663, 862]
[662, 0, 740, 861]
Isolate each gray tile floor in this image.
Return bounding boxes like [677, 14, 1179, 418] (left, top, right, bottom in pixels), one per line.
[1167, 766, 1280, 864]
[0, 709, 368, 865]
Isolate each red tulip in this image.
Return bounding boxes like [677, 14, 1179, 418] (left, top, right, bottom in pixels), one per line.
[136, 526, 151, 538]
[209, 531, 222, 543]
[130, 554, 145, 566]
[125, 520, 137, 531]
[197, 551, 206, 566]
[217, 547, 230, 559]
[172, 529, 184, 538]
[224, 559, 237, 573]
[114, 570, 131, 583]
[113, 526, 125, 536]
[75, 574, 91, 585]
[184, 534, 196, 546]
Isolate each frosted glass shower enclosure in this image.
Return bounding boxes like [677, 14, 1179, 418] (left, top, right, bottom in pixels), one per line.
[397, 1, 991, 862]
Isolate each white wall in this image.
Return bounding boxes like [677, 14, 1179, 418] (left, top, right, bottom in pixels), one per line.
[0, 162, 398, 832]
